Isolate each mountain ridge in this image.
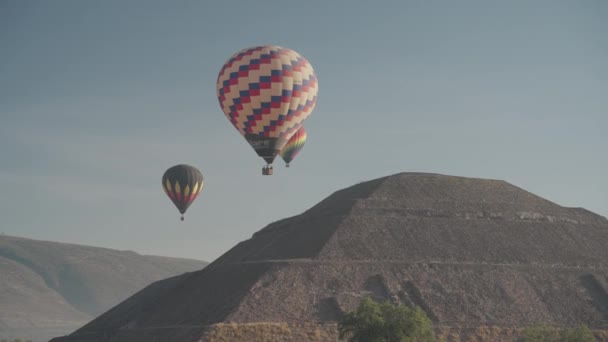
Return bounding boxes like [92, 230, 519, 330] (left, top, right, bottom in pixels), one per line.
[0, 234, 207, 342]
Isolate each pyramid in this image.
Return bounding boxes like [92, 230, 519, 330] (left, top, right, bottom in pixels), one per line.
[51, 173, 608, 341]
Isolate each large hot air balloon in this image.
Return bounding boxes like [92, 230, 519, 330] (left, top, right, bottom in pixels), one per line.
[279, 126, 307, 167]
[216, 45, 318, 175]
[162, 164, 204, 221]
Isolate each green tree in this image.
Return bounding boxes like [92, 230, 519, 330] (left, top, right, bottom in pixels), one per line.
[339, 297, 437, 342]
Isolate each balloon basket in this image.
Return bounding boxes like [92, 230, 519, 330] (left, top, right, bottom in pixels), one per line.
[262, 166, 274, 176]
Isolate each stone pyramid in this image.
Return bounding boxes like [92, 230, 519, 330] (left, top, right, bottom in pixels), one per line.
[51, 173, 608, 341]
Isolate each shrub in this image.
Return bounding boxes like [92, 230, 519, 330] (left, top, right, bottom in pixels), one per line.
[339, 297, 437, 342]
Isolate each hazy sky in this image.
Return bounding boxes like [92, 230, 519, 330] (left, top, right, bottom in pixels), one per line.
[1, 0, 606, 262]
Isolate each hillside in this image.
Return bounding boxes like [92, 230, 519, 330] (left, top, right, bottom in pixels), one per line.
[51, 173, 608, 341]
[0, 235, 207, 342]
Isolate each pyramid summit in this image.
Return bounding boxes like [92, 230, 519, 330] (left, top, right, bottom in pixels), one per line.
[52, 173, 608, 342]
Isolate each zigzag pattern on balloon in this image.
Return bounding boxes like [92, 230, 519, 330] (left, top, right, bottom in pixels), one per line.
[216, 46, 318, 140]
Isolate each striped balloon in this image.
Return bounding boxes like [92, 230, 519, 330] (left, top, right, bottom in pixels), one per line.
[279, 126, 307, 167]
[216, 45, 318, 165]
[162, 164, 204, 221]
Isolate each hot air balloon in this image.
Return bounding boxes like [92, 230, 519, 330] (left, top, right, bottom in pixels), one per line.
[162, 164, 204, 221]
[216, 45, 319, 175]
[279, 126, 307, 167]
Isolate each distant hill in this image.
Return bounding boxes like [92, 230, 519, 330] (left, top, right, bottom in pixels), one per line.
[51, 172, 608, 342]
[0, 235, 207, 342]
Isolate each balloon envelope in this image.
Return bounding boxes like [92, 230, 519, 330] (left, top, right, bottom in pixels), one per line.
[162, 164, 204, 218]
[280, 126, 307, 166]
[216, 45, 318, 164]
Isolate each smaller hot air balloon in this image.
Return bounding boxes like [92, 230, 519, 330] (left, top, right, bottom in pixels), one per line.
[162, 164, 204, 221]
[279, 126, 307, 167]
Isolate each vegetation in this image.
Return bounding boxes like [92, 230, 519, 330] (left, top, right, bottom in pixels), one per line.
[0, 339, 33, 342]
[338, 297, 437, 342]
[518, 323, 595, 342]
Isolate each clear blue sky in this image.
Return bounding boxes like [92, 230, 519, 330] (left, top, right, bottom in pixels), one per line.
[1, 0, 606, 262]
